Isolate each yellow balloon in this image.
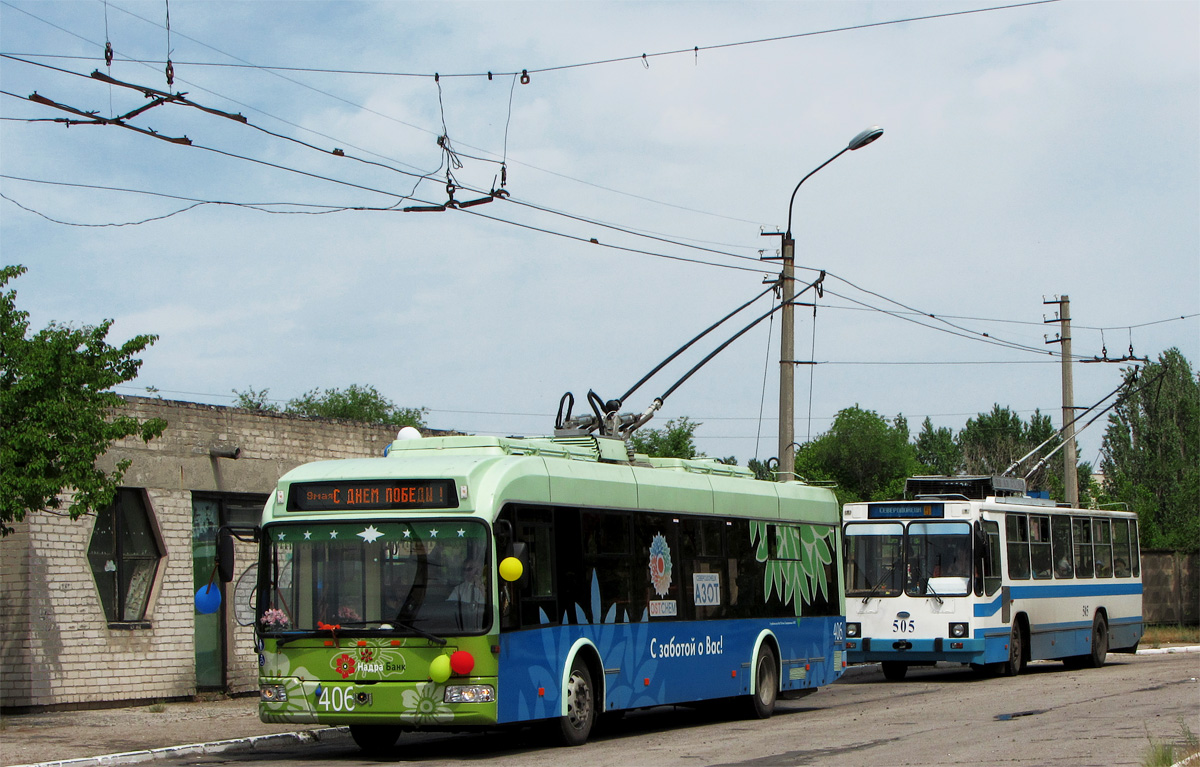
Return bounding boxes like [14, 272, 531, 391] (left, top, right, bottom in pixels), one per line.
[499, 556, 524, 582]
[429, 654, 451, 683]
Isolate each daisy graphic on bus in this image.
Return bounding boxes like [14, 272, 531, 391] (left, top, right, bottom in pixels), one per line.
[649, 533, 673, 597]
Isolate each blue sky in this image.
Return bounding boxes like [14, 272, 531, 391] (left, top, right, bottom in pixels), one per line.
[2, 0, 1197, 470]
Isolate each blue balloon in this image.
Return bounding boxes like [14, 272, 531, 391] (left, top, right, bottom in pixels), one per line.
[195, 584, 222, 614]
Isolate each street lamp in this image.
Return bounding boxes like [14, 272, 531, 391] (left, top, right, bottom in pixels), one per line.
[776, 126, 883, 482]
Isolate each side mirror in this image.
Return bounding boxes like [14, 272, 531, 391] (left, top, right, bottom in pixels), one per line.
[217, 527, 236, 583]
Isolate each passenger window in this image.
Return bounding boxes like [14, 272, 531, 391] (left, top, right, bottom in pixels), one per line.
[1029, 515, 1052, 579]
[1052, 515, 1073, 578]
[1093, 519, 1113, 578]
[1130, 521, 1141, 576]
[1072, 517, 1094, 578]
[1112, 520, 1132, 577]
[1005, 514, 1031, 580]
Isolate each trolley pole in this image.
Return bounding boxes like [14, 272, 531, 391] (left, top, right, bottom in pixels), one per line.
[1045, 295, 1079, 506]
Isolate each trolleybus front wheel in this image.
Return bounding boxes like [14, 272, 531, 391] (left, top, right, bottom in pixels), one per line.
[746, 644, 779, 719]
[558, 657, 597, 746]
[1000, 621, 1026, 677]
[349, 724, 399, 754]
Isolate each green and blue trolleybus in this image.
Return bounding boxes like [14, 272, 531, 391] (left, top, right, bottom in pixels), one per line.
[228, 431, 847, 750]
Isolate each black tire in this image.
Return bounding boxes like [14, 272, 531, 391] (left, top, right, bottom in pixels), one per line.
[1085, 614, 1109, 668]
[882, 661, 909, 682]
[558, 657, 596, 746]
[348, 724, 399, 754]
[746, 644, 779, 719]
[1001, 621, 1026, 677]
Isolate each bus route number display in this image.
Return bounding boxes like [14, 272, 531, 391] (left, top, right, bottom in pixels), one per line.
[287, 479, 459, 511]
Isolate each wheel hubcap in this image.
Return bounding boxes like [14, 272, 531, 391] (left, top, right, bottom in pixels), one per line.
[566, 672, 591, 728]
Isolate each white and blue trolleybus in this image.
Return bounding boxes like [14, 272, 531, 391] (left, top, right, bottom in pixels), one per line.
[842, 476, 1142, 680]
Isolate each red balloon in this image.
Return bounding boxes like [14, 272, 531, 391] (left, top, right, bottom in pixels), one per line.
[450, 650, 474, 676]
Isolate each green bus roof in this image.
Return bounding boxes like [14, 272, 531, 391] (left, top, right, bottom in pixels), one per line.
[266, 435, 838, 526]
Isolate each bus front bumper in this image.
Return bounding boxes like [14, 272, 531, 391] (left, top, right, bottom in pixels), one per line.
[844, 637, 986, 664]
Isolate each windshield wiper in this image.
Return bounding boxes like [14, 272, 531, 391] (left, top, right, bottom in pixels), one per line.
[908, 564, 944, 605]
[268, 620, 447, 647]
[861, 561, 900, 604]
[387, 618, 447, 646]
[332, 619, 448, 645]
[270, 631, 318, 649]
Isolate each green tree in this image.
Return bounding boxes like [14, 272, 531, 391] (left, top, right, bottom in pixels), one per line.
[232, 386, 279, 412]
[914, 417, 961, 475]
[629, 416, 703, 459]
[284, 384, 426, 428]
[795, 405, 919, 505]
[0, 265, 166, 537]
[1101, 348, 1199, 551]
[957, 404, 1027, 476]
[959, 404, 1091, 502]
[747, 458, 774, 482]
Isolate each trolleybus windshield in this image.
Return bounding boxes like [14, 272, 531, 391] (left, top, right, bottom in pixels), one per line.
[261, 520, 491, 637]
[845, 521, 972, 598]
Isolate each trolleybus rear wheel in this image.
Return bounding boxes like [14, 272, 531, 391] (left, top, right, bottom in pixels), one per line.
[747, 644, 779, 719]
[1086, 614, 1108, 668]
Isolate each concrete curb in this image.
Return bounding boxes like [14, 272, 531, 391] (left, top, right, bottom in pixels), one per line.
[12, 726, 350, 767]
[836, 645, 1200, 679]
[1136, 645, 1200, 655]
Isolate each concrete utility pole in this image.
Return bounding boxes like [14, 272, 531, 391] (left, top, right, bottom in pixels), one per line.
[779, 236, 797, 482]
[1045, 295, 1079, 506]
[766, 126, 883, 483]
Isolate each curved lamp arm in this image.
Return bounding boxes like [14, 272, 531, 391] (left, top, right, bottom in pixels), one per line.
[785, 126, 883, 238]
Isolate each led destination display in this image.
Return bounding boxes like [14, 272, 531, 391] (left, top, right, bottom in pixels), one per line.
[866, 503, 944, 519]
[287, 479, 458, 511]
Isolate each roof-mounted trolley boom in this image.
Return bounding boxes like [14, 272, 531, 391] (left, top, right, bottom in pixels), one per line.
[556, 273, 825, 442]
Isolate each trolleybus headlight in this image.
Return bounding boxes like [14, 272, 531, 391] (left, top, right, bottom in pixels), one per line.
[444, 685, 496, 704]
[260, 684, 288, 702]
[846, 622, 861, 639]
[949, 622, 968, 638]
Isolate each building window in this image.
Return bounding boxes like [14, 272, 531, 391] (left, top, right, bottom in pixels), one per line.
[87, 488, 163, 625]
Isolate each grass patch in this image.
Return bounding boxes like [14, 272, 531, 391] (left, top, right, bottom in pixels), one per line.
[1143, 624, 1200, 648]
[148, 700, 167, 713]
[1144, 720, 1200, 767]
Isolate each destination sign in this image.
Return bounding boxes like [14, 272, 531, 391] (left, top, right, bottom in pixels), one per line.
[867, 503, 944, 519]
[287, 479, 458, 511]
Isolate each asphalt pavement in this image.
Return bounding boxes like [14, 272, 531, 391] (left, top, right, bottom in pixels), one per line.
[2, 646, 1196, 767]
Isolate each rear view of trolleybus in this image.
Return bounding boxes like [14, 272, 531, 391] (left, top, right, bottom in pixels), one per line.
[842, 475, 1143, 681]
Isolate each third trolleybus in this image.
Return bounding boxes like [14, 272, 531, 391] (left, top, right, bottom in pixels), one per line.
[842, 475, 1142, 680]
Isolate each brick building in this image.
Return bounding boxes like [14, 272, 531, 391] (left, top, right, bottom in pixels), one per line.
[0, 396, 417, 711]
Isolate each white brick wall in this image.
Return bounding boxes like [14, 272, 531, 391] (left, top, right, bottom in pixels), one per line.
[0, 397, 420, 710]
